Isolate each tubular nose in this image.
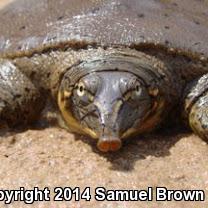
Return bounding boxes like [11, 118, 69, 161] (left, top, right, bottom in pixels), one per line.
[97, 137, 122, 152]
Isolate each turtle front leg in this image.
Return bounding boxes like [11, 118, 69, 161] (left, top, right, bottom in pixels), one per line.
[0, 59, 44, 128]
[183, 74, 208, 140]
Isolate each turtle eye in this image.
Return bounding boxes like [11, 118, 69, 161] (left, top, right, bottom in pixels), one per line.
[128, 82, 144, 104]
[74, 82, 95, 106]
[121, 78, 149, 107]
[73, 74, 100, 106]
[135, 84, 142, 96]
[120, 76, 143, 96]
[77, 83, 85, 97]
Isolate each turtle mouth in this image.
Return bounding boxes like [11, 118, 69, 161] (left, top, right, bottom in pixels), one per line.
[97, 136, 122, 152]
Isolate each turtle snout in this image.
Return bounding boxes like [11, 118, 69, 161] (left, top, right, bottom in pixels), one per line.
[97, 137, 122, 152]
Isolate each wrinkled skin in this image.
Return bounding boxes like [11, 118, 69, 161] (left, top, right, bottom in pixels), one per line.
[57, 49, 172, 151]
[60, 71, 153, 151]
[0, 0, 208, 152]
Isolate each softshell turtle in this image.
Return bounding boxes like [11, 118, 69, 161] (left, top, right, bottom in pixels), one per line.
[0, 0, 208, 152]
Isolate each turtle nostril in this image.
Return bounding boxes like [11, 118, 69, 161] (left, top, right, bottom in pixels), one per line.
[97, 137, 122, 152]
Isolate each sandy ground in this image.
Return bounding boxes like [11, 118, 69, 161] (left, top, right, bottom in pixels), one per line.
[0, 127, 208, 208]
[0, 0, 208, 207]
[0, 0, 13, 8]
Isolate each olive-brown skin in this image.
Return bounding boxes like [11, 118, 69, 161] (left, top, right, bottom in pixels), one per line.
[0, 0, 208, 152]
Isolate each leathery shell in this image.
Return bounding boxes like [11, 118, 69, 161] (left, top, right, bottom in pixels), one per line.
[0, 0, 207, 60]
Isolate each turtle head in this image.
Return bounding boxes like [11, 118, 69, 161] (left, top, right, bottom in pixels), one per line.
[58, 53, 167, 152]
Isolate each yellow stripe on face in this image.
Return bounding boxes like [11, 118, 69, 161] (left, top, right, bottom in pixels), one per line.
[63, 90, 72, 98]
[58, 90, 98, 139]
